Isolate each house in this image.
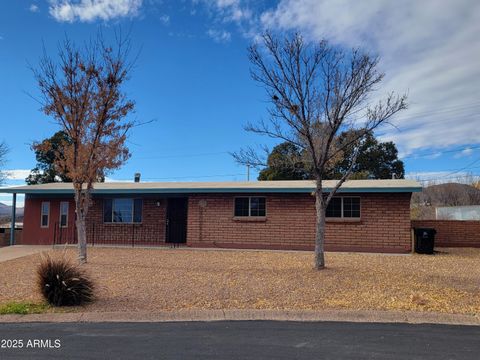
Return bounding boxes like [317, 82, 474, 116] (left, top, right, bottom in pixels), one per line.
[0, 179, 421, 253]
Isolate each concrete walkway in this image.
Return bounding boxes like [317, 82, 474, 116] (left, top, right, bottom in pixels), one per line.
[0, 245, 51, 262]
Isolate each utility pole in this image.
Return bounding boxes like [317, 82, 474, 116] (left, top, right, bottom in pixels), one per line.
[247, 165, 250, 181]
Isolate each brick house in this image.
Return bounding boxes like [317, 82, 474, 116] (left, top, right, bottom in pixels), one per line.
[1, 179, 421, 253]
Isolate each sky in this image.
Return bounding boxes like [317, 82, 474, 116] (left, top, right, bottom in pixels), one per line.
[0, 0, 479, 206]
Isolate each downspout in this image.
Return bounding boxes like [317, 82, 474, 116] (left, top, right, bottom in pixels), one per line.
[10, 193, 16, 246]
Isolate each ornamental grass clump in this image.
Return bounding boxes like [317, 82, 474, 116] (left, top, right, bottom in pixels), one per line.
[37, 254, 95, 306]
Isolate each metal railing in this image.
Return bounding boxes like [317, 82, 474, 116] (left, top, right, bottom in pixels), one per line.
[53, 222, 174, 248]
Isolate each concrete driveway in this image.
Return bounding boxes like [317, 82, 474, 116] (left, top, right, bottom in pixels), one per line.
[0, 245, 51, 263]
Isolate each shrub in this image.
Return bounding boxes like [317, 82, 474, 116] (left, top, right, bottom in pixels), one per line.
[37, 254, 95, 306]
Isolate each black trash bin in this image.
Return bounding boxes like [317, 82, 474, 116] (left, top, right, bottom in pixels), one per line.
[414, 228, 436, 254]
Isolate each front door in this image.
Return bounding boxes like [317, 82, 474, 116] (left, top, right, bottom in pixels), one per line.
[166, 198, 188, 244]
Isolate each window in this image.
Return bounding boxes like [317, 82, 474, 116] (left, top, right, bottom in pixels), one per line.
[326, 197, 360, 219]
[103, 199, 142, 223]
[234, 197, 266, 217]
[41, 202, 50, 227]
[59, 202, 69, 227]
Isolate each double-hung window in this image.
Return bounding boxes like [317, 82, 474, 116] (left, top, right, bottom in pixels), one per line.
[41, 202, 50, 228]
[326, 197, 360, 219]
[59, 201, 69, 228]
[234, 197, 266, 217]
[103, 199, 143, 223]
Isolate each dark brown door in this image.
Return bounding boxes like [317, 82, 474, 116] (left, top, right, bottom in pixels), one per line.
[166, 198, 188, 243]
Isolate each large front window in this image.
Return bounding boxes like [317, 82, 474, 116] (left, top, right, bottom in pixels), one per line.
[234, 197, 266, 217]
[326, 197, 360, 219]
[103, 199, 142, 223]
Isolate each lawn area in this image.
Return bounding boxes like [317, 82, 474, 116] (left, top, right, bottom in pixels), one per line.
[0, 247, 479, 315]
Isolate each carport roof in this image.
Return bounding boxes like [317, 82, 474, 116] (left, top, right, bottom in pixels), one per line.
[0, 179, 422, 195]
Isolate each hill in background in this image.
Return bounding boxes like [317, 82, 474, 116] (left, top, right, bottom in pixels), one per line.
[411, 183, 480, 219]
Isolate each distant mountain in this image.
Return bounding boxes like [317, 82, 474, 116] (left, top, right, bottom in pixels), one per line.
[0, 202, 24, 218]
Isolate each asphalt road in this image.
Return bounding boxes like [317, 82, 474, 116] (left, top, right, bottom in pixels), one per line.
[0, 321, 479, 359]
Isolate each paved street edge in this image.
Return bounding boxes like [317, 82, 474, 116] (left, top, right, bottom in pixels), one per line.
[1, 309, 479, 325]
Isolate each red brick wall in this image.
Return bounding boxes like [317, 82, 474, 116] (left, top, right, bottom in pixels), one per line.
[187, 193, 413, 253]
[84, 197, 166, 246]
[23, 193, 413, 253]
[411, 220, 480, 248]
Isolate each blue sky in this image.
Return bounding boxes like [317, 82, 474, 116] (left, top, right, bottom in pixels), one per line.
[0, 0, 479, 206]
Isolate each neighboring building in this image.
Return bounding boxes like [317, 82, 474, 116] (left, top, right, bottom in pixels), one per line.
[0, 222, 23, 229]
[436, 205, 480, 220]
[0, 179, 421, 253]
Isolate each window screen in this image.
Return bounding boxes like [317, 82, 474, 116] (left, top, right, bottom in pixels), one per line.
[326, 197, 342, 218]
[343, 197, 360, 218]
[326, 197, 360, 218]
[234, 197, 250, 217]
[234, 197, 266, 217]
[104, 199, 142, 223]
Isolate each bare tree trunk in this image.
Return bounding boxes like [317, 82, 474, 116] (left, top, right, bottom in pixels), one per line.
[74, 189, 87, 264]
[314, 186, 326, 269]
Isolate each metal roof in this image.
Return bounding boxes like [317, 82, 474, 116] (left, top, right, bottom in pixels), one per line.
[0, 179, 422, 195]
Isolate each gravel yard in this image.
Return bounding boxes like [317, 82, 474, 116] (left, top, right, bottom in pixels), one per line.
[0, 247, 479, 315]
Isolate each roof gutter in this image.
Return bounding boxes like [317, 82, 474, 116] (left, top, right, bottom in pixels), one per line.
[0, 186, 423, 195]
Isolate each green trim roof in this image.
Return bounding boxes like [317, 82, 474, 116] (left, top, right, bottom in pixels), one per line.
[0, 180, 422, 195]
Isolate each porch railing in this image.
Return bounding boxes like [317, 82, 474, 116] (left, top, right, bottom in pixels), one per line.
[53, 222, 173, 247]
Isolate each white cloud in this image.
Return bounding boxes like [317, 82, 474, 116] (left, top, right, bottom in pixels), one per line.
[425, 152, 442, 160]
[454, 147, 474, 158]
[48, 0, 143, 23]
[159, 14, 169, 25]
[4, 169, 31, 181]
[29, 4, 40, 12]
[207, 29, 231, 43]
[194, 0, 254, 41]
[258, 0, 480, 155]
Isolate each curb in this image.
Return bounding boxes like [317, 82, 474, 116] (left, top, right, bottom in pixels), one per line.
[1, 309, 479, 326]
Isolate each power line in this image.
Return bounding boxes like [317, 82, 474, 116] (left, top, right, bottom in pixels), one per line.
[402, 144, 480, 160]
[437, 157, 480, 178]
[390, 101, 480, 122]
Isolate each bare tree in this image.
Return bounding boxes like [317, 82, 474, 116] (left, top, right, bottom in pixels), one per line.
[0, 141, 8, 185]
[33, 32, 135, 263]
[233, 32, 407, 269]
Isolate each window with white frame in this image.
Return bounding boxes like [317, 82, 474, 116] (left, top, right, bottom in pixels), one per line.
[326, 197, 360, 218]
[234, 197, 266, 217]
[103, 199, 142, 223]
[59, 201, 69, 227]
[41, 202, 50, 227]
